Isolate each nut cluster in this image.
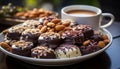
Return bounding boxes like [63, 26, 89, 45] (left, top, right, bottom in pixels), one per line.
[82, 34, 109, 48]
[38, 18, 71, 35]
[98, 34, 109, 48]
[15, 8, 57, 19]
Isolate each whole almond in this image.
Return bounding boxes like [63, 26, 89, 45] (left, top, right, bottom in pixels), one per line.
[43, 20, 49, 25]
[49, 28, 55, 32]
[38, 9, 45, 14]
[38, 25, 43, 29]
[28, 14, 36, 18]
[24, 13, 29, 17]
[62, 22, 70, 27]
[64, 27, 72, 31]
[47, 27, 51, 30]
[0, 42, 12, 51]
[39, 13, 47, 17]
[83, 40, 90, 46]
[51, 19, 61, 24]
[56, 22, 62, 25]
[58, 31, 63, 35]
[102, 34, 108, 40]
[98, 41, 105, 48]
[2, 30, 9, 34]
[45, 11, 52, 15]
[30, 11, 38, 15]
[55, 25, 65, 31]
[15, 12, 25, 16]
[40, 26, 47, 33]
[104, 39, 109, 45]
[47, 22, 55, 27]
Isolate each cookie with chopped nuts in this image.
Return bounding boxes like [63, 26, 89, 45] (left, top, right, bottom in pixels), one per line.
[62, 30, 84, 45]
[11, 40, 34, 57]
[21, 29, 41, 44]
[31, 46, 56, 59]
[73, 25, 94, 39]
[6, 25, 28, 40]
[38, 32, 63, 49]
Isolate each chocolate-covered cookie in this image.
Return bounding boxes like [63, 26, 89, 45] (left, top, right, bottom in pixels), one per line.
[62, 30, 84, 45]
[73, 25, 94, 39]
[80, 40, 101, 55]
[6, 26, 28, 40]
[21, 29, 41, 44]
[38, 32, 63, 49]
[55, 44, 82, 58]
[11, 40, 34, 56]
[31, 46, 56, 59]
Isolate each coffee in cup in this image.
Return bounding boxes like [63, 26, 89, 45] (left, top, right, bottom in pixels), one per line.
[66, 10, 97, 17]
[61, 5, 114, 30]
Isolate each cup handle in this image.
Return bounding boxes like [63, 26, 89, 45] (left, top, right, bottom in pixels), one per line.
[100, 13, 115, 28]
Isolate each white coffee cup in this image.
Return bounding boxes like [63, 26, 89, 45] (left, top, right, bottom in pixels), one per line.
[61, 5, 114, 30]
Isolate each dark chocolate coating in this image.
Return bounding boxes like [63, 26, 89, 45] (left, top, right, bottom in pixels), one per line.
[31, 46, 56, 59]
[62, 30, 84, 45]
[83, 29, 94, 39]
[73, 25, 94, 39]
[12, 47, 32, 57]
[12, 41, 34, 57]
[91, 34, 103, 42]
[21, 33, 40, 44]
[7, 32, 21, 40]
[80, 45, 101, 55]
[38, 32, 63, 49]
[38, 37, 63, 49]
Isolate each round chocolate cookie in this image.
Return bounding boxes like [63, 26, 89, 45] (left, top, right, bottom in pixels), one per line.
[21, 29, 41, 44]
[38, 32, 63, 49]
[62, 30, 84, 45]
[11, 40, 34, 56]
[6, 25, 28, 40]
[73, 25, 94, 39]
[31, 46, 56, 59]
[55, 44, 82, 59]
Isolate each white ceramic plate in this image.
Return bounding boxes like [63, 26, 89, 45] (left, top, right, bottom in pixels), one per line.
[0, 28, 112, 66]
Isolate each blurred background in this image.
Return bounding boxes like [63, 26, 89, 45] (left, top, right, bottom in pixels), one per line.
[0, 0, 120, 22]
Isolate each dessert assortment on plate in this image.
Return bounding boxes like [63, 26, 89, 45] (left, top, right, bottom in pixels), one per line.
[0, 16, 110, 59]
